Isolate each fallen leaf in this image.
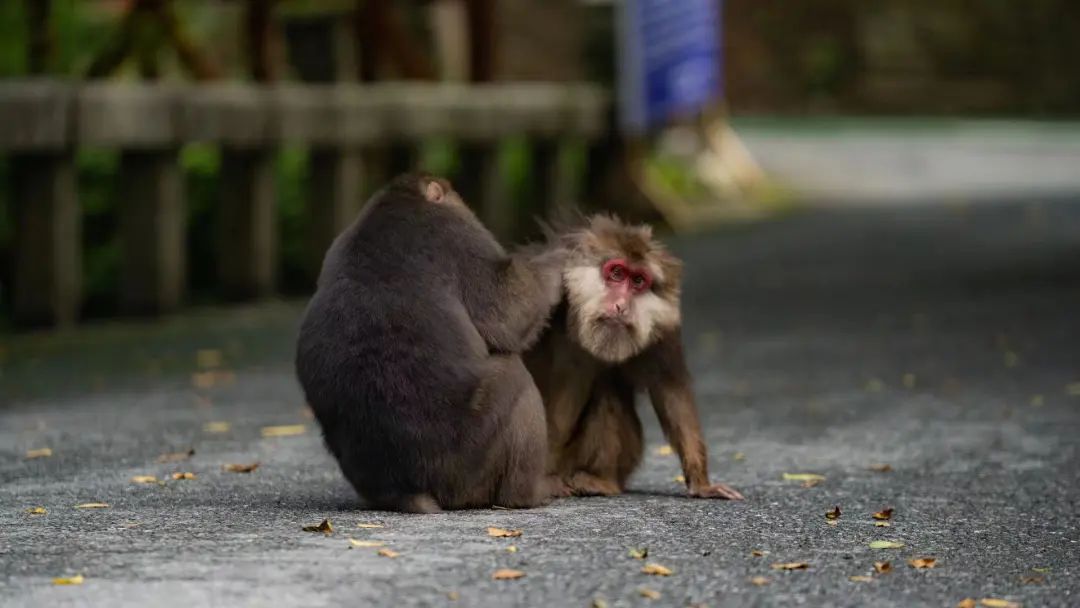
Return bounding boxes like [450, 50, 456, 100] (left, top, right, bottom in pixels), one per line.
[849, 575, 874, 583]
[487, 527, 522, 538]
[52, 574, 84, 586]
[492, 569, 525, 580]
[171, 472, 196, 480]
[303, 519, 333, 535]
[654, 445, 674, 456]
[1031, 567, 1050, 574]
[908, 557, 937, 569]
[902, 373, 917, 389]
[1029, 394, 1044, 407]
[1019, 574, 1044, 585]
[749, 576, 770, 586]
[865, 378, 884, 392]
[27, 506, 47, 515]
[1003, 351, 1020, 368]
[196, 349, 223, 369]
[130, 475, 162, 485]
[979, 600, 1020, 608]
[629, 547, 649, 560]
[590, 599, 608, 608]
[74, 502, 109, 509]
[641, 563, 673, 576]
[223, 462, 259, 473]
[1067, 382, 1080, 396]
[802, 479, 822, 488]
[825, 506, 841, 520]
[868, 463, 893, 473]
[157, 449, 195, 463]
[192, 370, 235, 389]
[751, 550, 768, 557]
[347, 538, 384, 548]
[377, 548, 400, 558]
[447, 591, 460, 601]
[872, 508, 894, 521]
[356, 523, 384, 529]
[771, 562, 809, 570]
[875, 521, 891, 527]
[869, 540, 905, 549]
[673, 475, 686, 483]
[260, 424, 306, 438]
[506, 545, 518, 553]
[203, 421, 231, 433]
[638, 588, 661, 600]
[25, 447, 52, 459]
[957, 600, 976, 608]
[826, 519, 839, 526]
[874, 561, 893, 574]
[782, 473, 825, 482]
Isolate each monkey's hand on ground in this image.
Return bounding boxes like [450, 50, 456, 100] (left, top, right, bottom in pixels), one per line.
[688, 481, 745, 500]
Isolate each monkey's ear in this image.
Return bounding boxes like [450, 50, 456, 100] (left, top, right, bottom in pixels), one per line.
[423, 179, 447, 203]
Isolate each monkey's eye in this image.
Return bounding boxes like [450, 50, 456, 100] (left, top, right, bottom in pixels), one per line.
[607, 265, 626, 282]
[631, 273, 652, 292]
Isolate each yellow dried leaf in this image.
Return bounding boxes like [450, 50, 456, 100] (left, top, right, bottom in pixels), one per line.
[302, 519, 333, 535]
[749, 576, 770, 586]
[1020, 574, 1044, 585]
[157, 449, 195, 463]
[733, 452, 746, 461]
[826, 519, 839, 526]
[487, 527, 522, 538]
[875, 521, 891, 527]
[873, 561, 892, 574]
[873, 508, 894, 521]
[1003, 351, 1020, 368]
[868, 463, 893, 473]
[223, 462, 259, 473]
[25, 447, 53, 459]
[1030, 567, 1050, 574]
[653, 445, 674, 456]
[74, 502, 109, 509]
[802, 478, 822, 488]
[1067, 382, 1080, 396]
[825, 506, 841, 520]
[628, 547, 649, 560]
[849, 575, 874, 583]
[52, 574, 84, 586]
[131, 475, 161, 484]
[590, 599, 608, 608]
[196, 349, 223, 369]
[869, 540, 904, 549]
[979, 600, 1020, 608]
[506, 545, 518, 553]
[171, 472, 196, 480]
[751, 550, 768, 557]
[865, 379, 884, 392]
[347, 538, 384, 548]
[782, 473, 825, 482]
[673, 475, 686, 483]
[641, 563, 673, 576]
[27, 506, 47, 515]
[203, 421, 231, 433]
[1029, 394, 1044, 407]
[771, 562, 809, 570]
[377, 548, 400, 558]
[638, 588, 661, 600]
[957, 599, 976, 608]
[902, 373, 917, 389]
[447, 591, 460, 601]
[260, 424, 306, 438]
[908, 557, 937, 569]
[356, 523, 384, 529]
[492, 569, 525, 580]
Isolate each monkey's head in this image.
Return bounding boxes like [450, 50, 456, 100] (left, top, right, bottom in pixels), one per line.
[562, 215, 683, 363]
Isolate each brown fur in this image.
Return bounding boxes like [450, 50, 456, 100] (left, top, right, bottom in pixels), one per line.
[526, 216, 742, 500]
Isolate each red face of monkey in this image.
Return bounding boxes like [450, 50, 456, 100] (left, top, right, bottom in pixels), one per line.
[563, 217, 682, 363]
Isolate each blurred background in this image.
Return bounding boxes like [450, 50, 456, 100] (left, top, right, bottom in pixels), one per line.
[1, 0, 1079, 330]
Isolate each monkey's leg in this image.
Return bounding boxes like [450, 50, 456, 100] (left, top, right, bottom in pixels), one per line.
[563, 390, 644, 496]
[490, 359, 551, 509]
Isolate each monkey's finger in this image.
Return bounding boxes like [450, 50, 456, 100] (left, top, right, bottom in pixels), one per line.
[690, 483, 745, 500]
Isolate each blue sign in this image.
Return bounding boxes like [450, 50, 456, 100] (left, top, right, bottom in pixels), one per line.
[618, 0, 724, 132]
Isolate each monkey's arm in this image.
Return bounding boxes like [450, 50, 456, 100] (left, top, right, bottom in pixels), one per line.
[644, 331, 744, 500]
[464, 244, 566, 354]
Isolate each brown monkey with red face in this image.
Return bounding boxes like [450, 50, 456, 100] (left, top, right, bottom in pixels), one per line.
[525, 215, 743, 500]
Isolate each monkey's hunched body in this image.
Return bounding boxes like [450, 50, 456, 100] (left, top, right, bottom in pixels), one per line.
[525, 216, 743, 500]
[296, 174, 562, 512]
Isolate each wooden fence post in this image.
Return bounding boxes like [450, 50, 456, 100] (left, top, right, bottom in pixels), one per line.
[218, 148, 277, 299]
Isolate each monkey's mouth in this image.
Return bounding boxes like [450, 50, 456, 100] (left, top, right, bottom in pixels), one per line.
[596, 316, 632, 329]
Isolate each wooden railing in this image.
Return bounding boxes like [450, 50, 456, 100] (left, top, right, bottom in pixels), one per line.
[0, 80, 609, 327]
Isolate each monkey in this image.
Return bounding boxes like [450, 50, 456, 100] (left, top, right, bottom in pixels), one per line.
[295, 173, 565, 513]
[525, 215, 744, 500]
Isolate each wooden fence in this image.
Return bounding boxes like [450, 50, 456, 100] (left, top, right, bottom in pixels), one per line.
[0, 80, 608, 327]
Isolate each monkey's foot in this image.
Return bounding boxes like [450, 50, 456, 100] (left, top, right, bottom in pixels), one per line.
[545, 475, 573, 498]
[688, 482, 744, 500]
[566, 472, 622, 496]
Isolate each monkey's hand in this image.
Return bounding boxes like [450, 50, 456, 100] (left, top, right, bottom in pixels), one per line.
[688, 482, 745, 500]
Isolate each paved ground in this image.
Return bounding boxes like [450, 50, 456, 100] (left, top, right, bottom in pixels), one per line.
[2, 196, 1079, 607]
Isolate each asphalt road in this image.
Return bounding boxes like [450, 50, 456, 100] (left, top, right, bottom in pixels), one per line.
[2, 197, 1079, 607]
